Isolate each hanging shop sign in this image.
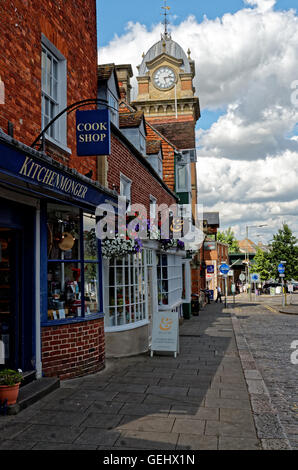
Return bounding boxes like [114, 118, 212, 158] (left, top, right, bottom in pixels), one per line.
[206, 265, 214, 274]
[76, 109, 111, 156]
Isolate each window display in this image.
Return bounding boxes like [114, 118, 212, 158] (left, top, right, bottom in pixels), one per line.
[46, 204, 102, 322]
[105, 251, 147, 327]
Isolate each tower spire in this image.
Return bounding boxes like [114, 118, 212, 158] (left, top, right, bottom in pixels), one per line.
[161, 1, 171, 39]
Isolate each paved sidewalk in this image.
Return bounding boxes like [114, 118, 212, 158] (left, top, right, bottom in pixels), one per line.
[0, 302, 262, 450]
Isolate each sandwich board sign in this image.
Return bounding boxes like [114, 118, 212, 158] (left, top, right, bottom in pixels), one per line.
[151, 311, 179, 358]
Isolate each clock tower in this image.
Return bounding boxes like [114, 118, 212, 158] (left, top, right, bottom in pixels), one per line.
[131, 15, 200, 223]
[131, 30, 200, 151]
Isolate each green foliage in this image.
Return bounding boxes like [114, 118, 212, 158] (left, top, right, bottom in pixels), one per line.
[0, 369, 23, 386]
[252, 224, 298, 281]
[268, 224, 298, 281]
[217, 227, 240, 253]
[252, 248, 272, 281]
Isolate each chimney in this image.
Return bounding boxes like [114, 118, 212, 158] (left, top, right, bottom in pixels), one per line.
[115, 64, 133, 104]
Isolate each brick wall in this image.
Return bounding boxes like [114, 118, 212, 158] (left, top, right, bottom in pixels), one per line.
[0, 0, 97, 178]
[145, 123, 176, 191]
[41, 318, 105, 380]
[107, 134, 177, 211]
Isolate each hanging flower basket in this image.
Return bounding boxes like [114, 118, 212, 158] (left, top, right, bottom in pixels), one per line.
[160, 239, 185, 251]
[101, 234, 143, 259]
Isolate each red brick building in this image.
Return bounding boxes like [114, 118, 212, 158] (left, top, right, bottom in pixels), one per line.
[0, 1, 117, 380]
[97, 64, 186, 357]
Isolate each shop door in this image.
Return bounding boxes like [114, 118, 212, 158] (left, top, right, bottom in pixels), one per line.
[0, 229, 21, 370]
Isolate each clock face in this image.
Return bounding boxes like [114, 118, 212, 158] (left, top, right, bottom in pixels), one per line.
[153, 67, 175, 90]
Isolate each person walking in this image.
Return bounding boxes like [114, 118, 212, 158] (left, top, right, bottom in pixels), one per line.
[215, 285, 222, 303]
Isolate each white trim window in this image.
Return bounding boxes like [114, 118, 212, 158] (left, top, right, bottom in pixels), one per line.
[105, 252, 148, 328]
[176, 164, 190, 192]
[120, 173, 132, 210]
[108, 91, 119, 127]
[41, 36, 67, 148]
[157, 253, 182, 307]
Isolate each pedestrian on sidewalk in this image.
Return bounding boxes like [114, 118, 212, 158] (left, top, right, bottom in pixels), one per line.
[215, 285, 222, 303]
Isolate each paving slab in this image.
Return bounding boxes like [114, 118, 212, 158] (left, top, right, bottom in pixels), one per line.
[114, 430, 179, 450]
[0, 301, 263, 451]
[219, 437, 261, 450]
[116, 415, 175, 433]
[172, 418, 205, 435]
[205, 419, 257, 438]
[177, 434, 218, 450]
[74, 428, 121, 446]
[15, 424, 83, 444]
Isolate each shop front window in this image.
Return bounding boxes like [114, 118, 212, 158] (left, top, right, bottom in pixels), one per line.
[46, 204, 101, 322]
[157, 253, 182, 307]
[105, 252, 147, 328]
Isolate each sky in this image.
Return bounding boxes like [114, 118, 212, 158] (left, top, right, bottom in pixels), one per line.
[97, 0, 298, 244]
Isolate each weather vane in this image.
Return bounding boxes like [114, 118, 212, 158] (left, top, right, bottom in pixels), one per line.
[161, 0, 171, 38]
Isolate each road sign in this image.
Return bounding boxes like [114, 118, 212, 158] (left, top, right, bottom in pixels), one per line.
[251, 273, 260, 282]
[228, 270, 234, 277]
[278, 263, 285, 274]
[288, 284, 294, 293]
[280, 274, 285, 278]
[239, 273, 246, 282]
[219, 263, 229, 275]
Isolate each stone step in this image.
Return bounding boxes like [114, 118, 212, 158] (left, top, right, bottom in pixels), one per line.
[7, 377, 60, 415]
[21, 370, 36, 387]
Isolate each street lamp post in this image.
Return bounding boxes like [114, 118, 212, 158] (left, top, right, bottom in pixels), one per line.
[245, 224, 268, 302]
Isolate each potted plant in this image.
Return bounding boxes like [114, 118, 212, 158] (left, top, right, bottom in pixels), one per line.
[0, 369, 23, 405]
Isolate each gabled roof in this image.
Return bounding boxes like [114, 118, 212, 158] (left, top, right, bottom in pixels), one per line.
[119, 111, 146, 132]
[238, 239, 258, 254]
[146, 140, 162, 155]
[203, 212, 220, 227]
[97, 63, 121, 99]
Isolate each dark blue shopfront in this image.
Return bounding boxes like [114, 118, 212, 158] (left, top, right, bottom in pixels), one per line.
[0, 137, 117, 376]
[0, 200, 35, 371]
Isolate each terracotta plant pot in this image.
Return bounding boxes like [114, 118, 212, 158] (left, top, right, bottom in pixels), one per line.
[0, 383, 20, 405]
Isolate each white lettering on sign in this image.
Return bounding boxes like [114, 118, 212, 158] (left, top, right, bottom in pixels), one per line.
[18, 156, 88, 200]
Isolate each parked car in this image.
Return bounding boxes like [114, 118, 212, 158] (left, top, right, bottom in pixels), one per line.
[262, 282, 288, 294]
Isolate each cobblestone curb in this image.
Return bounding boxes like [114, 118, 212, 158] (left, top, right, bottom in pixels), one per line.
[230, 309, 292, 450]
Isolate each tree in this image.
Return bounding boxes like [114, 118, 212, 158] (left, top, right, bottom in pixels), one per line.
[268, 223, 298, 281]
[252, 247, 272, 281]
[217, 227, 240, 253]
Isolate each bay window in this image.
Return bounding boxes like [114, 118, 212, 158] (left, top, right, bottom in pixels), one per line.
[46, 204, 102, 322]
[104, 251, 148, 328]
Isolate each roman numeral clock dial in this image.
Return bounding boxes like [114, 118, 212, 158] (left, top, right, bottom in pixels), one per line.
[153, 66, 176, 90]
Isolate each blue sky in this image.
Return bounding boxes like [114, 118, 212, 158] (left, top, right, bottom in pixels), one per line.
[97, 0, 296, 48]
[97, 0, 298, 241]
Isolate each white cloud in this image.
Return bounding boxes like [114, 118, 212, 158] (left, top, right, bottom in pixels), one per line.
[99, 2, 298, 240]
